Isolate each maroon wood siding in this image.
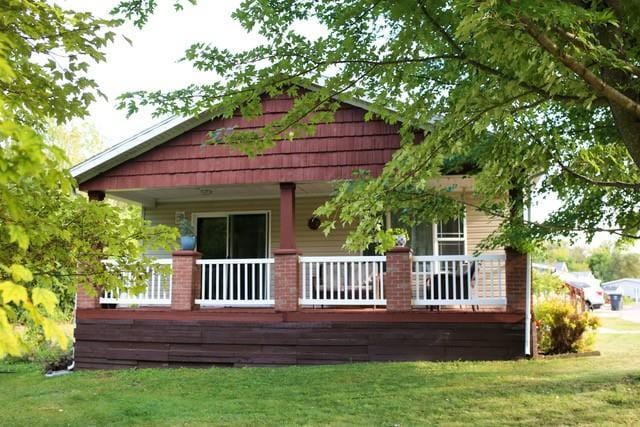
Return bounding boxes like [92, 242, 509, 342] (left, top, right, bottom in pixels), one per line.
[74, 310, 525, 369]
[80, 97, 401, 191]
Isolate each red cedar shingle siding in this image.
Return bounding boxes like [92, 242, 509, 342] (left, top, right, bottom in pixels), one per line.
[80, 97, 401, 191]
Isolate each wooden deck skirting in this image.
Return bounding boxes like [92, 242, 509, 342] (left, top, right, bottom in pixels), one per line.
[74, 309, 525, 369]
[76, 308, 523, 324]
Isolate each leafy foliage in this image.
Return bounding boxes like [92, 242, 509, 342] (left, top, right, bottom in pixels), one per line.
[534, 243, 590, 272]
[532, 271, 567, 298]
[177, 217, 195, 237]
[588, 246, 640, 282]
[0, 1, 178, 358]
[535, 298, 600, 355]
[117, 0, 640, 253]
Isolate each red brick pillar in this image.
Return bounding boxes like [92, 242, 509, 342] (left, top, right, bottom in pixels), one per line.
[505, 247, 527, 313]
[77, 285, 99, 309]
[274, 249, 300, 312]
[76, 190, 107, 309]
[385, 247, 412, 312]
[171, 250, 202, 311]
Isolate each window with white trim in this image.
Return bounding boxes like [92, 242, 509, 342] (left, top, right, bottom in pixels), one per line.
[389, 213, 466, 256]
[436, 217, 465, 256]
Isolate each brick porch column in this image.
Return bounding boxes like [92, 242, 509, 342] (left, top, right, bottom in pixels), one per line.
[385, 247, 413, 312]
[171, 250, 202, 310]
[76, 190, 107, 309]
[505, 247, 527, 313]
[77, 285, 99, 309]
[274, 182, 299, 312]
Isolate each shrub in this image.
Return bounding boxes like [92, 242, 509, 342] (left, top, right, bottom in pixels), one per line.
[8, 323, 73, 372]
[535, 298, 600, 354]
[533, 271, 567, 298]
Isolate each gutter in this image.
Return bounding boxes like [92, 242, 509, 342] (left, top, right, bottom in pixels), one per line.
[524, 202, 532, 357]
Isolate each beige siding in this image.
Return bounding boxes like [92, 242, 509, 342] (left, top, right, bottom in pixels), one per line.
[464, 193, 504, 255]
[143, 196, 355, 258]
[143, 193, 502, 258]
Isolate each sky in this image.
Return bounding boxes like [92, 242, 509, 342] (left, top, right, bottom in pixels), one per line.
[64, 1, 258, 144]
[62, 1, 618, 249]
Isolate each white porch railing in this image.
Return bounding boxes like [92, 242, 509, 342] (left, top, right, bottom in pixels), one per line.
[299, 256, 386, 306]
[195, 258, 274, 307]
[100, 259, 172, 306]
[412, 254, 506, 306]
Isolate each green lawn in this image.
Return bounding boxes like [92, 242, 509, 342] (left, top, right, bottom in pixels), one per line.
[1, 318, 639, 426]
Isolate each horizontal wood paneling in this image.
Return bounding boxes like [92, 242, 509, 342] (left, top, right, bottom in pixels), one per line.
[80, 97, 401, 191]
[145, 193, 501, 258]
[144, 195, 355, 257]
[464, 193, 503, 255]
[74, 314, 525, 369]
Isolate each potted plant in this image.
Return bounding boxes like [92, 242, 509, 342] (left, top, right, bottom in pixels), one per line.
[389, 228, 409, 248]
[178, 218, 196, 250]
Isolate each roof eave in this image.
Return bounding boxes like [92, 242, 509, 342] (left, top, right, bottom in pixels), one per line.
[71, 112, 212, 185]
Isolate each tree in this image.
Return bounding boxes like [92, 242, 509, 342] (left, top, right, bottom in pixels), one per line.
[116, 0, 640, 253]
[0, 1, 177, 358]
[535, 242, 590, 272]
[532, 271, 567, 298]
[588, 245, 614, 280]
[45, 121, 107, 166]
[588, 245, 640, 281]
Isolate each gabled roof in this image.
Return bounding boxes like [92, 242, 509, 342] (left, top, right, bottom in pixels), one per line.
[71, 113, 212, 185]
[71, 84, 410, 185]
[602, 278, 640, 287]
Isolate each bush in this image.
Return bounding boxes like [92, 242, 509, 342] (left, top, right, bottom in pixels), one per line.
[533, 271, 567, 298]
[535, 298, 600, 355]
[7, 323, 73, 372]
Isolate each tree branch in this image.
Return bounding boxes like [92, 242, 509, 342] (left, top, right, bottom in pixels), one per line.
[416, 1, 588, 103]
[516, 12, 640, 119]
[556, 160, 640, 189]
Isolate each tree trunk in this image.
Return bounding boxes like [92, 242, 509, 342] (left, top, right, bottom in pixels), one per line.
[609, 102, 640, 169]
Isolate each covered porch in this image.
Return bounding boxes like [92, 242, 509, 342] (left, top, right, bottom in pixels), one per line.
[79, 180, 519, 314]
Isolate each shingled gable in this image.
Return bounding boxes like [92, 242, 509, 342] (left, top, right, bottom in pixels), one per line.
[72, 90, 407, 192]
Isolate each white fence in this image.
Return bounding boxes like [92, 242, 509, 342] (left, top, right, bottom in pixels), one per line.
[299, 256, 386, 306]
[195, 258, 274, 307]
[412, 254, 506, 306]
[100, 259, 172, 306]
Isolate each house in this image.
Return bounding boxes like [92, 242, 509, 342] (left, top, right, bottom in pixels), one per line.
[602, 278, 640, 303]
[71, 93, 533, 369]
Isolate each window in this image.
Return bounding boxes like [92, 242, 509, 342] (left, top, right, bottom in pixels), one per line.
[389, 213, 465, 256]
[436, 218, 465, 256]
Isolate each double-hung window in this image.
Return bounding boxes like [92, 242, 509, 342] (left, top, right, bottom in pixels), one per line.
[435, 218, 465, 256]
[389, 213, 466, 256]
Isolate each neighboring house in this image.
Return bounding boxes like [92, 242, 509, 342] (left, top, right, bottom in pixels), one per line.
[532, 262, 568, 274]
[552, 262, 569, 274]
[602, 278, 640, 303]
[71, 93, 531, 369]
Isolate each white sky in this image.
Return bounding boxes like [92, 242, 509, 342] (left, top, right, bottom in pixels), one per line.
[63, 1, 618, 249]
[64, 1, 258, 144]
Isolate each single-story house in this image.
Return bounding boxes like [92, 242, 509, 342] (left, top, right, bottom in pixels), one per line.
[602, 278, 640, 303]
[71, 92, 533, 369]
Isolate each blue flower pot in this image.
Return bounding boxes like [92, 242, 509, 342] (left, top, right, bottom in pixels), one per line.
[180, 235, 196, 251]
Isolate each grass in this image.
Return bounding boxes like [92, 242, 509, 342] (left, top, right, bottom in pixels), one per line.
[1, 318, 639, 426]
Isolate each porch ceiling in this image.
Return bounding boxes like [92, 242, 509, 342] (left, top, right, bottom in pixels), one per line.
[107, 181, 336, 207]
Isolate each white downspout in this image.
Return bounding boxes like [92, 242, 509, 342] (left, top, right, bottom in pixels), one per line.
[524, 202, 532, 357]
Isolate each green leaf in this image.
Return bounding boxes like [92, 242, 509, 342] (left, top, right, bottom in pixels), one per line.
[0, 281, 29, 305]
[10, 264, 33, 283]
[32, 288, 58, 315]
